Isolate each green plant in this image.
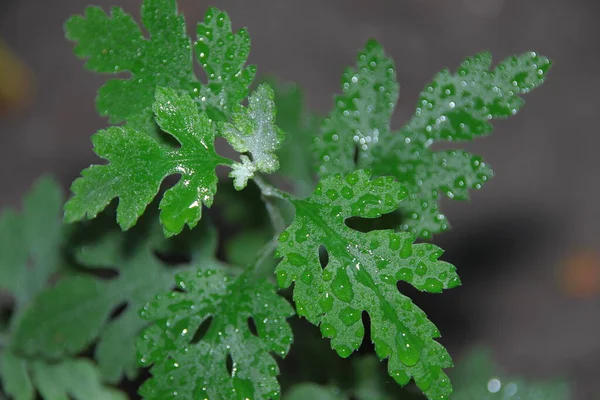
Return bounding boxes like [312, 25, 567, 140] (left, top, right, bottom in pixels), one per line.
[0, 0, 555, 399]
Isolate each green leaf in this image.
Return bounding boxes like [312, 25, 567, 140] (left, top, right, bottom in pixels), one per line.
[285, 384, 345, 400]
[0, 351, 34, 400]
[65, 1, 254, 132]
[64, 87, 228, 237]
[30, 359, 126, 400]
[138, 269, 294, 399]
[352, 356, 396, 400]
[275, 169, 459, 400]
[316, 41, 550, 238]
[315, 40, 398, 176]
[269, 78, 320, 197]
[1, 353, 125, 400]
[0, 176, 63, 309]
[11, 218, 224, 383]
[451, 349, 570, 399]
[219, 83, 285, 189]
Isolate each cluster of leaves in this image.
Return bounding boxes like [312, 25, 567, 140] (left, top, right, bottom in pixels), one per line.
[0, 178, 126, 399]
[0, 0, 553, 399]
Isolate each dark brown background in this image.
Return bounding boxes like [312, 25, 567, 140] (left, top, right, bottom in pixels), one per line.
[1, 0, 599, 398]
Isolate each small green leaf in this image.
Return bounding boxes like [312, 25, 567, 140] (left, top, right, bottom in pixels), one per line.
[0, 176, 63, 309]
[0, 353, 124, 400]
[451, 349, 570, 400]
[316, 40, 398, 176]
[269, 78, 320, 197]
[219, 84, 285, 189]
[285, 384, 346, 400]
[316, 41, 550, 238]
[0, 351, 34, 400]
[276, 170, 459, 400]
[30, 359, 127, 400]
[138, 269, 294, 399]
[65, 1, 254, 132]
[195, 7, 256, 121]
[16, 220, 213, 382]
[352, 356, 396, 400]
[12, 219, 224, 383]
[64, 87, 228, 236]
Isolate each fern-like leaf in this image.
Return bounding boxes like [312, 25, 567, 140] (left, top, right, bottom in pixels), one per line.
[138, 269, 294, 399]
[276, 169, 459, 400]
[64, 87, 229, 236]
[65, 0, 254, 132]
[315, 40, 550, 238]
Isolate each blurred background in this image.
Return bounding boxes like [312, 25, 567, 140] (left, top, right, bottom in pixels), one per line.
[1, 0, 599, 398]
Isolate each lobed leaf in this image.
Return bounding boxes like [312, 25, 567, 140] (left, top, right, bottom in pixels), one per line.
[65, 0, 255, 132]
[219, 84, 286, 189]
[315, 40, 398, 176]
[29, 359, 126, 400]
[276, 170, 459, 400]
[285, 384, 344, 400]
[11, 219, 224, 384]
[0, 176, 63, 309]
[1, 347, 127, 398]
[0, 351, 33, 400]
[316, 41, 550, 238]
[269, 78, 320, 197]
[64, 87, 228, 237]
[0, 178, 125, 399]
[0, 355, 126, 400]
[138, 269, 294, 399]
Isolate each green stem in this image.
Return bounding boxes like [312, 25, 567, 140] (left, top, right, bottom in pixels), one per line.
[252, 175, 294, 201]
[249, 175, 294, 278]
[251, 236, 280, 278]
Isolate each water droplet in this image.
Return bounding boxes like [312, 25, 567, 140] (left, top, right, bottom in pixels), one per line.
[287, 252, 307, 267]
[396, 268, 414, 282]
[319, 293, 334, 312]
[326, 189, 339, 201]
[374, 339, 392, 358]
[390, 369, 410, 386]
[487, 378, 501, 393]
[376, 259, 389, 270]
[505, 382, 518, 396]
[279, 231, 289, 242]
[396, 329, 423, 366]
[300, 270, 313, 284]
[339, 307, 361, 326]
[322, 269, 333, 281]
[448, 276, 461, 288]
[275, 270, 288, 287]
[341, 186, 354, 199]
[335, 345, 352, 358]
[389, 234, 401, 251]
[425, 278, 443, 293]
[331, 269, 354, 302]
[400, 241, 412, 259]
[416, 262, 428, 276]
[320, 322, 337, 338]
[345, 172, 359, 186]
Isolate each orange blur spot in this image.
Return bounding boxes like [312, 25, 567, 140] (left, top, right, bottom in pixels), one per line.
[562, 251, 600, 298]
[0, 39, 35, 115]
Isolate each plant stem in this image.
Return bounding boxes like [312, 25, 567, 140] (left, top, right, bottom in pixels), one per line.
[252, 175, 294, 202]
[251, 236, 280, 278]
[250, 175, 293, 278]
